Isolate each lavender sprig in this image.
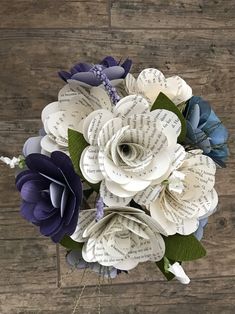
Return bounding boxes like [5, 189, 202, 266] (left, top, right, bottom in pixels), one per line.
[90, 65, 120, 105]
[96, 196, 104, 222]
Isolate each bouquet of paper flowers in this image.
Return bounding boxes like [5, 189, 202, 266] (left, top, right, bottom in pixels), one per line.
[1, 56, 229, 284]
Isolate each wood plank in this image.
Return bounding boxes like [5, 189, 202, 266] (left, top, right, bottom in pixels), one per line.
[1, 277, 235, 313]
[0, 29, 234, 121]
[111, 0, 235, 29]
[0, 1, 108, 29]
[0, 238, 57, 293]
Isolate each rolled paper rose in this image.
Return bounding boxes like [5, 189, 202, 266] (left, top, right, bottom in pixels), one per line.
[15, 151, 82, 242]
[184, 96, 229, 165]
[58, 56, 132, 87]
[150, 149, 218, 236]
[125, 68, 192, 105]
[77, 94, 184, 207]
[71, 207, 165, 271]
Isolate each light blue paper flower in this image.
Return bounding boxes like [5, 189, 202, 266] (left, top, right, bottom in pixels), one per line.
[194, 218, 208, 241]
[184, 96, 229, 166]
[66, 250, 119, 279]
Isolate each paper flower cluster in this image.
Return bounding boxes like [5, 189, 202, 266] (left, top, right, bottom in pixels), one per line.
[2, 56, 228, 284]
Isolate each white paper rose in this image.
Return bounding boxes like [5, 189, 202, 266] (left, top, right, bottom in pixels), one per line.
[125, 68, 192, 105]
[149, 150, 218, 236]
[71, 207, 165, 270]
[79, 94, 182, 206]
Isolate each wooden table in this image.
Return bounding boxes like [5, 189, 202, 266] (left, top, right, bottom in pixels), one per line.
[0, 1, 234, 313]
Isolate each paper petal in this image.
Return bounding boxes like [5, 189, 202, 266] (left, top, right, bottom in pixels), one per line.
[150, 200, 177, 236]
[80, 146, 103, 184]
[100, 181, 132, 206]
[114, 95, 149, 118]
[23, 136, 43, 156]
[125, 73, 138, 94]
[98, 118, 123, 148]
[87, 110, 114, 145]
[90, 87, 112, 111]
[40, 135, 63, 154]
[58, 84, 79, 105]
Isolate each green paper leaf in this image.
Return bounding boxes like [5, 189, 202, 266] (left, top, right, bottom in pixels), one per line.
[68, 128, 100, 192]
[68, 128, 89, 176]
[164, 234, 206, 261]
[150, 92, 187, 142]
[156, 257, 175, 281]
[60, 235, 83, 251]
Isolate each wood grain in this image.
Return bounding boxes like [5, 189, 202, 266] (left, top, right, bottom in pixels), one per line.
[0, 29, 234, 121]
[0, 1, 108, 28]
[0, 1, 235, 313]
[111, 0, 235, 28]
[1, 278, 235, 313]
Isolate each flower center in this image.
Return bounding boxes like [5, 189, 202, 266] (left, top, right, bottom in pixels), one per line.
[120, 144, 130, 155]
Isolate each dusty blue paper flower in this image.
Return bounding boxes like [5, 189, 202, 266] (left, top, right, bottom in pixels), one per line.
[15, 151, 82, 243]
[66, 250, 119, 279]
[23, 136, 43, 156]
[23, 129, 47, 157]
[184, 96, 229, 164]
[58, 56, 132, 86]
[194, 218, 208, 241]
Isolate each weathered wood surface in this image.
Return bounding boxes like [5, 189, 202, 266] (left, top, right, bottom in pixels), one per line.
[0, 1, 235, 313]
[0, 1, 108, 28]
[111, 0, 235, 28]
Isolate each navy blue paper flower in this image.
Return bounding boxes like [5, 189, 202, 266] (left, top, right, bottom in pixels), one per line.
[58, 56, 132, 86]
[15, 151, 82, 243]
[184, 96, 229, 165]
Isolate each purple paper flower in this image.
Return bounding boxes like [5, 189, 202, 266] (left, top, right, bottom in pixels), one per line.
[58, 56, 132, 86]
[15, 151, 82, 243]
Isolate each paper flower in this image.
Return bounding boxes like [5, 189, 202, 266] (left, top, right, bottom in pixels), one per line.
[79, 94, 182, 206]
[184, 96, 229, 164]
[40, 83, 117, 155]
[58, 56, 132, 87]
[15, 151, 82, 242]
[4, 57, 228, 284]
[66, 250, 119, 279]
[125, 68, 192, 105]
[23, 136, 43, 156]
[150, 150, 218, 235]
[194, 217, 208, 241]
[71, 207, 165, 270]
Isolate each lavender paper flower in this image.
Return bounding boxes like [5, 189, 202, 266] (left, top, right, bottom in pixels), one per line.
[58, 56, 132, 86]
[184, 96, 229, 165]
[15, 151, 82, 243]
